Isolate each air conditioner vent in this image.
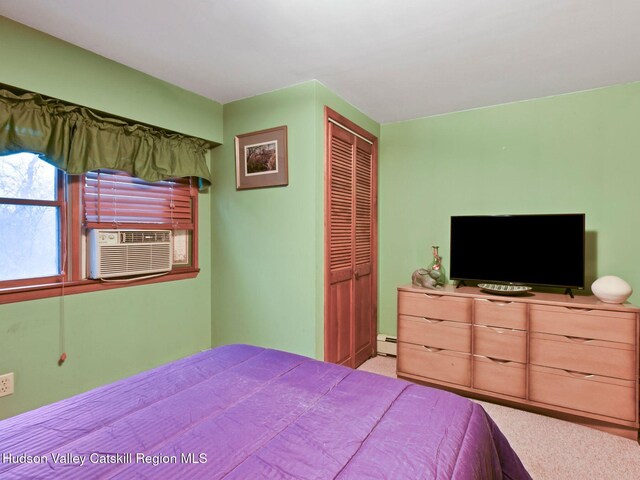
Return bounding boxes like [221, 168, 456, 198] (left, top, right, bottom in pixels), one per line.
[120, 231, 171, 244]
[88, 229, 173, 279]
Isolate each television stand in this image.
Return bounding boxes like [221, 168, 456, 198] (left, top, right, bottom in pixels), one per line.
[564, 287, 574, 298]
[396, 284, 640, 440]
[456, 280, 467, 288]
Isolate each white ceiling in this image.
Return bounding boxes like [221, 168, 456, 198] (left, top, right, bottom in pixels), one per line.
[1, 0, 639, 123]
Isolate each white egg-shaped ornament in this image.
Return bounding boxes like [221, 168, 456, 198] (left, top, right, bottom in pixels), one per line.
[591, 276, 633, 304]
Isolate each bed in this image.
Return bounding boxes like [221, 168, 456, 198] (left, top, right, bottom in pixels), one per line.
[0, 344, 530, 479]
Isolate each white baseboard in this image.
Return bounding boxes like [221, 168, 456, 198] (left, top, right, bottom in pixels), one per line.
[376, 333, 397, 357]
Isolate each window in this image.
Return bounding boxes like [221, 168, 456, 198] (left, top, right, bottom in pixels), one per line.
[0, 153, 65, 285]
[0, 155, 199, 303]
[83, 170, 197, 267]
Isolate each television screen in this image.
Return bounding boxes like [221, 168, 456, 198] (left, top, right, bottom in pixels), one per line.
[450, 214, 585, 288]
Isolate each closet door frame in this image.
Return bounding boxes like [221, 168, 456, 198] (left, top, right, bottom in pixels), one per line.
[324, 106, 378, 365]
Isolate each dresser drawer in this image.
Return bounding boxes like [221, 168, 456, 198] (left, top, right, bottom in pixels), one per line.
[530, 332, 635, 380]
[530, 304, 637, 344]
[473, 325, 526, 363]
[398, 291, 471, 323]
[473, 356, 526, 399]
[474, 298, 527, 330]
[529, 365, 636, 421]
[397, 342, 471, 386]
[398, 315, 471, 352]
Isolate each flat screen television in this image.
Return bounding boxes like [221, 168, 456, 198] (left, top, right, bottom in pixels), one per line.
[450, 214, 585, 289]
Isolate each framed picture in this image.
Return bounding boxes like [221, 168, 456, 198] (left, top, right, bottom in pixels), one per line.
[235, 125, 288, 190]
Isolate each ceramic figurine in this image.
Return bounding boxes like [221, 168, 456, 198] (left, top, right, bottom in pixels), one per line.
[412, 268, 441, 289]
[412, 245, 447, 289]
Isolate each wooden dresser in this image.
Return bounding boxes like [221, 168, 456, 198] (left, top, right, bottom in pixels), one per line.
[396, 285, 640, 440]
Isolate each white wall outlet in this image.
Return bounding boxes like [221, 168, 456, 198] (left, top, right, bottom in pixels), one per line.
[0, 372, 14, 397]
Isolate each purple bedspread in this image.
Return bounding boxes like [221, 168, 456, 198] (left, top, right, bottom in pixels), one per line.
[0, 344, 530, 479]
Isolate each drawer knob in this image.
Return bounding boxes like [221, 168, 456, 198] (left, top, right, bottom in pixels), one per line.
[423, 318, 444, 324]
[565, 307, 594, 312]
[485, 299, 513, 306]
[477, 325, 519, 334]
[489, 326, 507, 334]
[564, 369, 595, 378]
[486, 356, 510, 365]
[422, 293, 443, 299]
[422, 345, 442, 353]
[565, 335, 593, 343]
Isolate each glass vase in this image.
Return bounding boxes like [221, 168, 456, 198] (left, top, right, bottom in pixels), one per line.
[426, 245, 447, 287]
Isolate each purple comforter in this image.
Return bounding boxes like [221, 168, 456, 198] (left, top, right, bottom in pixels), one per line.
[0, 345, 530, 479]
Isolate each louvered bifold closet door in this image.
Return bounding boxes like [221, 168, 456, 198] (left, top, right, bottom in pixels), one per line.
[326, 119, 376, 368]
[353, 137, 374, 366]
[327, 123, 355, 366]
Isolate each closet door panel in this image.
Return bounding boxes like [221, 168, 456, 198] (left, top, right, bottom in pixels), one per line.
[354, 138, 374, 365]
[329, 280, 353, 366]
[328, 124, 354, 282]
[326, 123, 355, 365]
[354, 271, 373, 365]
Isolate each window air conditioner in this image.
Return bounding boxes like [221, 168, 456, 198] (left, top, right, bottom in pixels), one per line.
[88, 229, 173, 279]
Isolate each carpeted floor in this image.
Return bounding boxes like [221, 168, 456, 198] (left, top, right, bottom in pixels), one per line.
[358, 355, 640, 479]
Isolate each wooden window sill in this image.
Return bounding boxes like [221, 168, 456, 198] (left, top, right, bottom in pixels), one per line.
[0, 268, 200, 305]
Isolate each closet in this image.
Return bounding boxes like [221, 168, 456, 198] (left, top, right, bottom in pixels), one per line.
[324, 108, 378, 368]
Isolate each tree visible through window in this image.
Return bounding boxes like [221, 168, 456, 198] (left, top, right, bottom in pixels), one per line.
[0, 153, 62, 282]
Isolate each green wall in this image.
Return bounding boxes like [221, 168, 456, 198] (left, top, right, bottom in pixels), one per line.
[0, 18, 218, 420]
[379, 82, 640, 335]
[0, 16, 222, 143]
[211, 81, 379, 359]
[210, 82, 318, 357]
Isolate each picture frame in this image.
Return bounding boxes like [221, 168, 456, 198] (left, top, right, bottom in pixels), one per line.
[235, 125, 288, 190]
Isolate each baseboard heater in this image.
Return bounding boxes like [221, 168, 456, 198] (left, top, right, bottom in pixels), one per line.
[376, 334, 397, 357]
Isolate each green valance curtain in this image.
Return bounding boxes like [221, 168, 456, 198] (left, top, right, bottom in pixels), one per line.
[0, 89, 212, 187]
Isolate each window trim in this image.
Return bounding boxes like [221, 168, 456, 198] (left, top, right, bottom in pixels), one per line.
[80, 169, 199, 273]
[0, 164, 201, 305]
[0, 268, 200, 305]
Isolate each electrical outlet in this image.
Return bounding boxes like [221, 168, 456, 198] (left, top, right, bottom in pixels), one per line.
[0, 373, 14, 397]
